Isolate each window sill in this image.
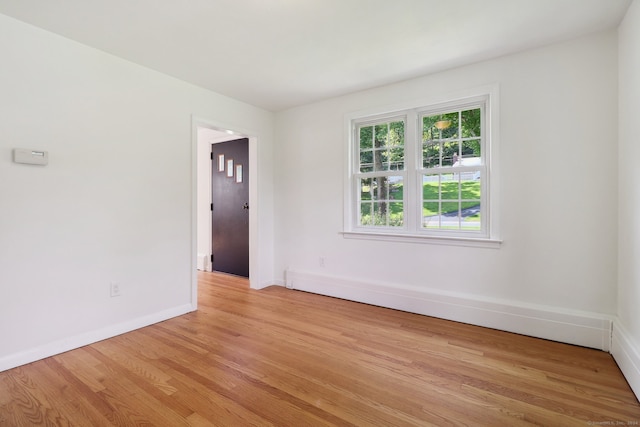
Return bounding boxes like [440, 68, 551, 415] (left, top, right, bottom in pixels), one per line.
[341, 230, 502, 248]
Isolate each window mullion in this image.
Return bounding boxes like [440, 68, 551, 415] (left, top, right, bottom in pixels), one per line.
[456, 108, 462, 230]
[482, 104, 490, 236]
[403, 111, 417, 232]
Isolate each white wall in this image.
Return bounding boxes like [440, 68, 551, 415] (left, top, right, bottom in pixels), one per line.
[275, 31, 619, 348]
[615, 0, 640, 398]
[0, 14, 274, 370]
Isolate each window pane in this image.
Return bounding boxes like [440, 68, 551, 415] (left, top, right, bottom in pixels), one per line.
[389, 202, 404, 226]
[389, 147, 404, 170]
[422, 174, 439, 200]
[423, 141, 440, 169]
[359, 120, 405, 172]
[389, 176, 403, 200]
[373, 202, 386, 225]
[423, 116, 437, 141]
[423, 112, 459, 141]
[360, 151, 373, 173]
[360, 178, 372, 200]
[360, 202, 372, 225]
[422, 171, 481, 232]
[440, 174, 457, 199]
[441, 202, 461, 229]
[461, 172, 481, 199]
[371, 202, 403, 227]
[423, 201, 439, 228]
[441, 201, 460, 216]
[461, 172, 481, 230]
[461, 108, 481, 138]
[423, 201, 439, 217]
[462, 139, 481, 159]
[374, 149, 390, 171]
[440, 112, 459, 139]
[389, 121, 405, 147]
[462, 202, 481, 231]
[359, 126, 373, 149]
[442, 141, 459, 166]
[360, 176, 404, 228]
[372, 177, 385, 200]
[375, 124, 388, 148]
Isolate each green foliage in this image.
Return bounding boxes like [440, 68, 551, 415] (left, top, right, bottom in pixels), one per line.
[423, 181, 480, 200]
[357, 108, 483, 228]
[359, 121, 405, 172]
[360, 177, 403, 201]
[359, 126, 373, 149]
[360, 202, 404, 226]
[359, 180, 481, 226]
[461, 108, 481, 138]
[422, 108, 481, 168]
[423, 181, 480, 217]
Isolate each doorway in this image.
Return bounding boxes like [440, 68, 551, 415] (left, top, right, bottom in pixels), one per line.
[193, 117, 261, 309]
[211, 138, 249, 277]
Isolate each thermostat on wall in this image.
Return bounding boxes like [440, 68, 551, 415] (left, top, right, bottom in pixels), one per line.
[13, 148, 49, 166]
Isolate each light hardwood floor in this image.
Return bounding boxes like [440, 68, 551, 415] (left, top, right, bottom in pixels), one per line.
[1, 271, 639, 426]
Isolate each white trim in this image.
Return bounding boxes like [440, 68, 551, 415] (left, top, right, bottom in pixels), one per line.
[611, 320, 640, 400]
[191, 119, 199, 309]
[196, 252, 211, 271]
[0, 304, 194, 373]
[285, 269, 613, 351]
[341, 231, 502, 248]
[191, 116, 260, 290]
[345, 84, 501, 121]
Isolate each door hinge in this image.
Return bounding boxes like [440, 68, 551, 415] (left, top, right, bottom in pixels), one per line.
[211, 203, 213, 211]
[211, 254, 214, 264]
[210, 152, 213, 160]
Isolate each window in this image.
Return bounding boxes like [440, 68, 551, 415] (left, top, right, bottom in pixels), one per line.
[345, 88, 499, 246]
[421, 107, 483, 232]
[357, 119, 405, 227]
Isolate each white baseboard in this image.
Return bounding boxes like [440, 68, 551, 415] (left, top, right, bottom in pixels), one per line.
[612, 320, 640, 400]
[285, 269, 613, 351]
[0, 304, 194, 373]
[196, 253, 210, 271]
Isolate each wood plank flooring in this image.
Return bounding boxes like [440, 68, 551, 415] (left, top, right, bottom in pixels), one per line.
[1, 271, 639, 426]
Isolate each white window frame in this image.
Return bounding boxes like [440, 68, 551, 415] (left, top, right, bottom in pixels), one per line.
[343, 85, 501, 248]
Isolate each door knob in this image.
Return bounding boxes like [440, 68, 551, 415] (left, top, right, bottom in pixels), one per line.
[243, 203, 249, 210]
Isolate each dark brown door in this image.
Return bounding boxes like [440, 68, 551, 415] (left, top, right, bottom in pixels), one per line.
[211, 138, 249, 277]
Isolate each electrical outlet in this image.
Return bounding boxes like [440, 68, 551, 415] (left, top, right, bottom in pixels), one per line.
[110, 281, 122, 297]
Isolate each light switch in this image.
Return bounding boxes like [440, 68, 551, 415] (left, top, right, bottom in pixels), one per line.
[13, 148, 48, 166]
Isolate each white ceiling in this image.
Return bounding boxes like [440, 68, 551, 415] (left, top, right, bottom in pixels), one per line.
[0, 0, 632, 111]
